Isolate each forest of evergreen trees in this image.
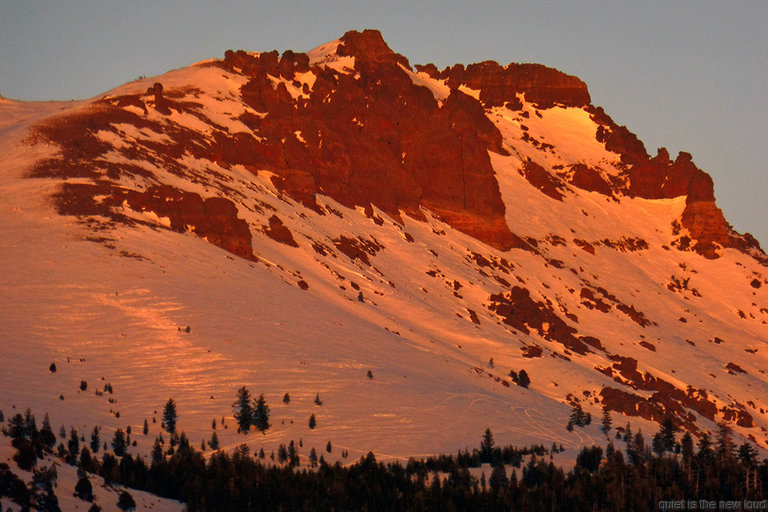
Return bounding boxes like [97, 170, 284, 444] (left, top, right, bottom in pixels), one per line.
[2, 406, 768, 511]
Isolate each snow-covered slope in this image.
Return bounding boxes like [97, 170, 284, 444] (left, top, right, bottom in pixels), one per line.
[0, 432, 184, 511]
[1, 29, 766, 472]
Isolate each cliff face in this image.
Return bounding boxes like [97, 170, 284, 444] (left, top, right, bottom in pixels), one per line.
[28, 29, 760, 262]
[218, 30, 518, 250]
[434, 60, 591, 109]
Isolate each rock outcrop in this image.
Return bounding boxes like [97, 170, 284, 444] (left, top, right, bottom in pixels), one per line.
[437, 61, 591, 109]
[217, 32, 519, 250]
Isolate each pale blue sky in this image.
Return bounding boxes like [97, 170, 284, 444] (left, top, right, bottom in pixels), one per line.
[1, 1, 765, 247]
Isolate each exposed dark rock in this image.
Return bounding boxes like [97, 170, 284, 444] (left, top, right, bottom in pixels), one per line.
[265, 215, 299, 247]
[488, 286, 588, 355]
[440, 61, 591, 109]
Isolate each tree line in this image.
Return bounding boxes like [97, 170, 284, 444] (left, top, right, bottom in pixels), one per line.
[3, 402, 768, 511]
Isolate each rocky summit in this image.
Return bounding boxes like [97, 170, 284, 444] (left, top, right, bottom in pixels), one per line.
[1, 30, 766, 462]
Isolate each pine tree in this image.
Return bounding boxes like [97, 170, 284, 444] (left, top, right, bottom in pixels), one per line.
[480, 428, 494, 462]
[308, 413, 316, 429]
[314, 393, 323, 406]
[283, 393, 290, 404]
[681, 431, 694, 475]
[67, 428, 80, 463]
[79, 446, 95, 473]
[659, 417, 676, 453]
[600, 406, 612, 435]
[326, 440, 332, 453]
[209, 431, 219, 450]
[233, 386, 253, 434]
[21, 409, 36, 437]
[252, 394, 271, 433]
[151, 438, 164, 464]
[74, 474, 94, 502]
[697, 432, 714, 461]
[570, 404, 586, 426]
[309, 447, 318, 468]
[489, 464, 508, 493]
[117, 490, 136, 511]
[630, 431, 646, 465]
[90, 427, 100, 453]
[143, 419, 148, 435]
[715, 422, 735, 466]
[162, 398, 177, 435]
[40, 413, 56, 449]
[288, 440, 299, 467]
[738, 441, 757, 467]
[111, 429, 127, 457]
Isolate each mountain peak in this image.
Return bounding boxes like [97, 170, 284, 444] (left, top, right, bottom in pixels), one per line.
[338, 29, 410, 68]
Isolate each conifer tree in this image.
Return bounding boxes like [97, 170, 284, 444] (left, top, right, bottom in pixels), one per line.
[480, 428, 494, 462]
[715, 422, 735, 466]
[314, 393, 323, 405]
[117, 490, 136, 511]
[283, 392, 290, 404]
[600, 406, 612, 435]
[630, 431, 646, 465]
[74, 474, 94, 502]
[143, 419, 149, 435]
[40, 413, 56, 449]
[308, 413, 316, 429]
[681, 431, 694, 475]
[111, 428, 127, 457]
[233, 387, 253, 433]
[151, 438, 164, 464]
[252, 394, 271, 433]
[489, 464, 508, 493]
[288, 440, 299, 467]
[162, 398, 177, 435]
[68, 428, 80, 463]
[659, 417, 676, 453]
[90, 427, 100, 453]
[697, 432, 714, 462]
[570, 404, 586, 426]
[209, 431, 219, 450]
[737, 441, 757, 467]
[79, 446, 95, 473]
